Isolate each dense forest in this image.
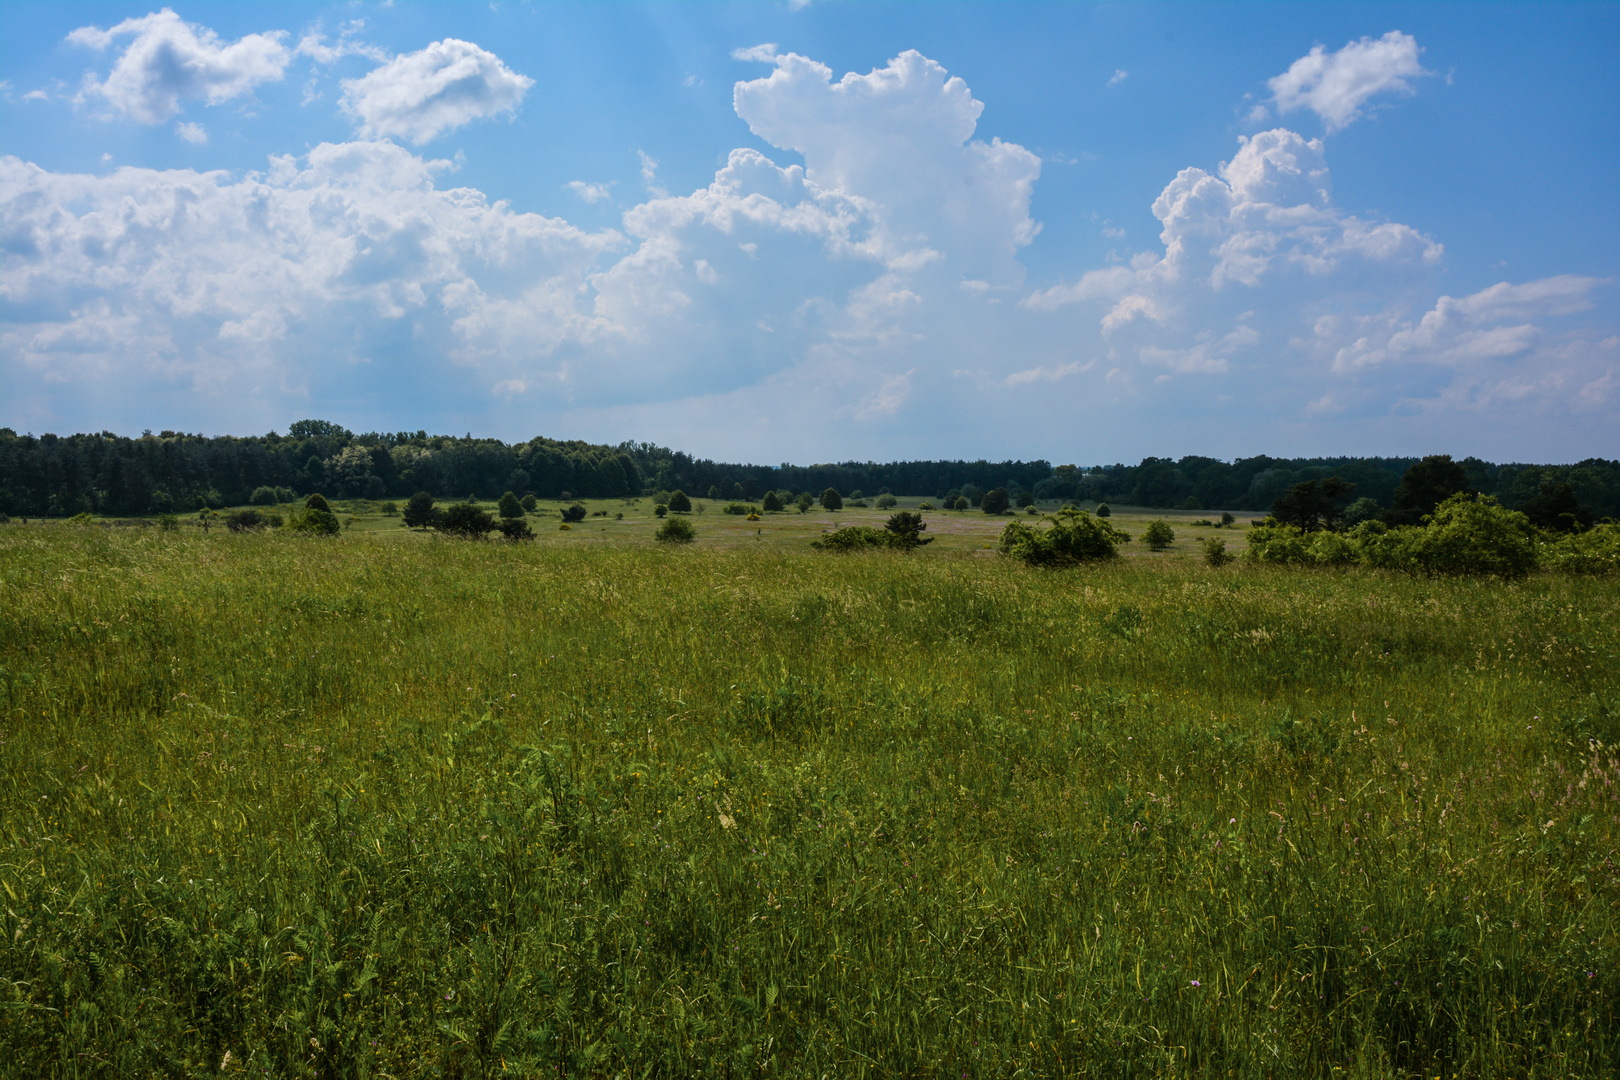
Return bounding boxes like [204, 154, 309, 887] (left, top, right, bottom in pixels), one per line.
[1, 421, 1616, 521]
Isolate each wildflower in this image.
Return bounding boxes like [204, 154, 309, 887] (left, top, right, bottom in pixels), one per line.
[1190, 980, 1201, 988]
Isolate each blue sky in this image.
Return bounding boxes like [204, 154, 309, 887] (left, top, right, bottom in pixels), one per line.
[2, 2, 1616, 464]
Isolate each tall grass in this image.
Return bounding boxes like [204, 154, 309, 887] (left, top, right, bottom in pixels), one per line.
[0, 527, 1615, 1077]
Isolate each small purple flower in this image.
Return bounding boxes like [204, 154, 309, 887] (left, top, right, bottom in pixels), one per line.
[1190, 980, 1201, 988]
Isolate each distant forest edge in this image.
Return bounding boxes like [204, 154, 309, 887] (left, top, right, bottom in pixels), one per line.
[2, 420, 1617, 521]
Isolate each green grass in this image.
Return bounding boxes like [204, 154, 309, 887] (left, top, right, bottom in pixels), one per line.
[0, 525, 1615, 1077]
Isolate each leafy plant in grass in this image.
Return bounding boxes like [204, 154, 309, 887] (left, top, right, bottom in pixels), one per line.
[883, 511, 933, 550]
[1143, 519, 1175, 551]
[225, 509, 268, 532]
[561, 503, 588, 523]
[289, 493, 341, 535]
[498, 491, 525, 519]
[875, 493, 898, 509]
[437, 502, 497, 538]
[725, 503, 759, 516]
[655, 516, 695, 543]
[762, 491, 784, 512]
[811, 525, 890, 551]
[496, 518, 535, 541]
[795, 492, 814, 513]
[653, 503, 668, 518]
[1201, 536, 1234, 567]
[981, 487, 1011, 515]
[1095, 503, 1111, 518]
[998, 508, 1129, 566]
[668, 490, 692, 513]
[820, 488, 843, 511]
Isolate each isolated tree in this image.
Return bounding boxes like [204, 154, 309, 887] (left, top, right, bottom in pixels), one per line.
[795, 492, 815, 513]
[762, 491, 784, 512]
[875, 493, 898, 509]
[289, 495, 340, 535]
[561, 503, 587, 523]
[668, 490, 692, 513]
[520, 493, 538, 512]
[1388, 455, 1471, 526]
[981, 487, 1011, 515]
[498, 491, 524, 519]
[820, 488, 843, 511]
[883, 511, 933, 550]
[1218, 510, 1235, 528]
[304, 493, 332, 513]
[403, 491, 438, 529]
[1095, 503, 1111, 518]
[654, 503, 668, 518]
[1143, 519, 1175, 551]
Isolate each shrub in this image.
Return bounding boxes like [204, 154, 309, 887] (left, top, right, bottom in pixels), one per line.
[875, 493, 898, 509]
[561, 503, 588, 523]
[1143, 519, 1175, 551]
[520, 493, 537, 512]
[1539, 524, 1620, 575]
[1016, 491, 1036, 508]
[848, 490, 864, 501]
[812, 525, 889, 551]
[287, 505, 340, 535]
[403, 491, 437, 529]
[654, 503, 668, 518]
[668, 490, 692, 513]
[724, 502, 759, 516]
[498, 491, 525, 519]
[1026, 505, 1038, 515]
[1407, 493, 1536, 577]
[1201, 537, 1234, 567]
[981, 488, 1011, 515]
[951, 496, 970, 511]
[496, 517, 535, 541]
[1095, 503, 1111, 518]
[436, 503, 497, 538]
[69, 511, 95, 525]
[762, 491, 784, 512]
[707, 487, 721, 500]
[1219, 510, 1235, 528]
[304, 493, 333, 513]
[917, 501, 934, 511]
[795, 492, 814, 513]
[998, 509, 1129, 567]
[249, 486, 279, 506]
[156, 514, 179, 532]
[225, 509, 268, 533]
[655, 516, 696, 543]
[380, 501, 398, 516]
[820, 488, 843, 511]
[1343, 497, 1381, 528]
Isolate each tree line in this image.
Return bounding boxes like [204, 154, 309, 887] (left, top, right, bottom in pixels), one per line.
[0, 420, 1615, 522]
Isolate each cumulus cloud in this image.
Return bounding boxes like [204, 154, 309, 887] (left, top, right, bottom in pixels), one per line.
[67, 9, 290, 124]
[733, 47, 1041, 285]
[340, 39, 533, 144]
[567, 181, 613, 204]
[175, 121, 207, 144]
[1268, 31, 1427, 132]
[295, 21, 389, 65]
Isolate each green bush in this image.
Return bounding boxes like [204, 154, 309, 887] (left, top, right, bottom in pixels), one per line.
[917, 501, 934, 511]
[998, 509, 1129, 567]
[981, 488, 1011, 515]
[1143, 519, 1175, 551]
[795, 492, 814, 513]
[287, 499, 340, 535]
[561, 503, 588, 523]
[875, 493, 898, 509]
[225, 509, 268, 533]
[1407, 493, 1537, 577]
[498, 491, 525, 519]
[436, 503, 497, 538]
[883, 511, 933, 550]
[496, 517, 535, 541]
[1095, 503, 1111, 518]
[812, 526, 890, 551]
[655, 516, 696, 543]
[724, 502, 760, 516]
[521, 493, 537, 512]
[1201, 537, 1234, 567]
[304, 493, 333, 513]
[1539, 523, 1620, 575]
[249, 486, 280, 506]
[820, 488, 843, 511]
[668, 490, 692, 513]
[156, 514, 179, 532]
[653, 503, 668, 518]
[762, 491, 784, 513]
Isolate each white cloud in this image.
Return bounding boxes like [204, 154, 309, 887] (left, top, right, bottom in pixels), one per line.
[1107, 69, 1128, 88]
[24, 90, 50, 103]
[637, 150, 667, 197]
[67, 9, 291, 124]
[340, 39, 533, 144]
[567, 181, 612, 204]
[1004, 359, 1089, 386]
[732, 47, 1041, 285]
[1268, 31, 1427, 132]
[295, 21, 388, 65]
[175, 121, 207, 144]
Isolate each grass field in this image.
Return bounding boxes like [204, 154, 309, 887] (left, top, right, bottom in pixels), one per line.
[1, 521, 1616, 1077]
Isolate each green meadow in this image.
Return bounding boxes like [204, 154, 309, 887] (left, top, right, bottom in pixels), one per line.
[0, 517, 1615, 1077]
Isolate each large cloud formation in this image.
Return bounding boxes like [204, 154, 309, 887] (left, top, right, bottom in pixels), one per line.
[3, 34, 1615, 457]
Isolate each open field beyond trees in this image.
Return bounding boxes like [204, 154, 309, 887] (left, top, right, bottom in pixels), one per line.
[1, 521, 1616, 1077]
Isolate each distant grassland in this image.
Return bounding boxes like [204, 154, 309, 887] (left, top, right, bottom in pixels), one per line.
[0, 526, 1615, 1077]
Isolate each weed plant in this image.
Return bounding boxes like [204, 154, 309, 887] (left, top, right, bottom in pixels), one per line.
[0, 528, 1616, 1077]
